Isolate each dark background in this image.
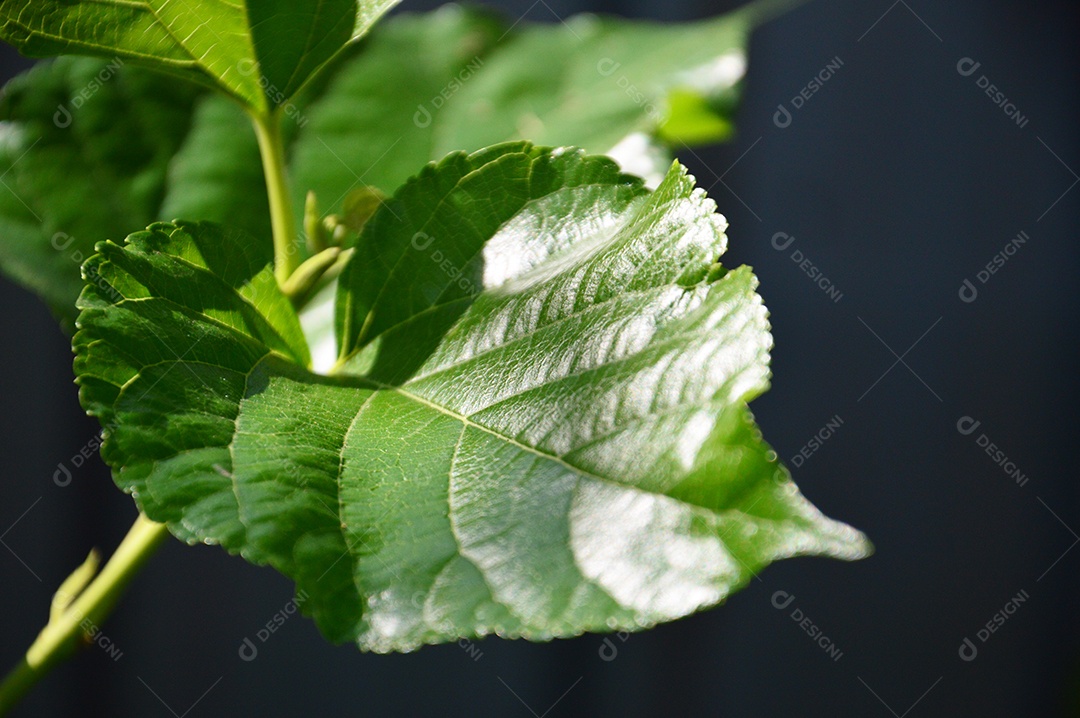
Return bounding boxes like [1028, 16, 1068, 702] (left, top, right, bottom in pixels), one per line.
[1, 0, 1077, 716]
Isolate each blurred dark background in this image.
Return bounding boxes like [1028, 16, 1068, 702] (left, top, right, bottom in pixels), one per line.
[1, 0, 1078, 715]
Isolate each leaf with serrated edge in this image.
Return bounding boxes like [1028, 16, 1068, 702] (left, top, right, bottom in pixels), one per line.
[74, 143, 869, 651]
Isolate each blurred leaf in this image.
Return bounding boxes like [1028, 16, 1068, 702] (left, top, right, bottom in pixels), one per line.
[159, 95, 271, 240]
[340, 186, 387, 234]
[292, 5, 751, 213]
[0, 57, 201, 327]
[657, 88, 736, 145]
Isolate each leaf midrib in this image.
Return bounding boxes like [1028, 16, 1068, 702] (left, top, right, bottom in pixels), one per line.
[169, 338, 766, 640]
[380, 381, 761, 632]
[336, 286, 757, 514]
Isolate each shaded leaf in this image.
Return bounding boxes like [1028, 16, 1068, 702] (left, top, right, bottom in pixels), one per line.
[159, 95, 271, 241]
[0, 57, 201, 327]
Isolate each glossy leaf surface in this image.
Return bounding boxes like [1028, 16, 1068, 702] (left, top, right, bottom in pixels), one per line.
[74, 144, 870, 650]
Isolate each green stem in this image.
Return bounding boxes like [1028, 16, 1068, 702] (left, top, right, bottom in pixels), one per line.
[0, 514, 169, 716]
[252, 110, 300, 285]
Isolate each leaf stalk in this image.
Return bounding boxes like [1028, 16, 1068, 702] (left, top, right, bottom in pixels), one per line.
[0, 514, 169, 716]
[251, 110, 301, 285]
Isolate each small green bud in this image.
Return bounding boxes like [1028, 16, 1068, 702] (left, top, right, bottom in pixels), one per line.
[282, 246, 343, 307]
[304, 190, 328, 254]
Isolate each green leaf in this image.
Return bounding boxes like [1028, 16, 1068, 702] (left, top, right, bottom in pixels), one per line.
[291, 5, 751, 213]
[0, 5, 754, 322]
[0, 57, 282, 327]
[0, 57, 202, 327]
[0, 0, 399, 113]
[74, 144, 869, 651]
[159, 94, 271, 240]
[432, 13, 749, 155]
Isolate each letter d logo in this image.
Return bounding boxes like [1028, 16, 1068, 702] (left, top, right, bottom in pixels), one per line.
[773, 104, 792, 129]
[413, 104, 432, 128]
[956, 416, 981, 436]
[959, 278, 978, 303]
[238, 637, 258, 661]
[596, 58, 621, 77]
[771, 232, 795, 251]
[54, 105, 72, 128]
[411, 232, 434, 250]
[956, 57, 981, 77]
[771, 591, 795, 610]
